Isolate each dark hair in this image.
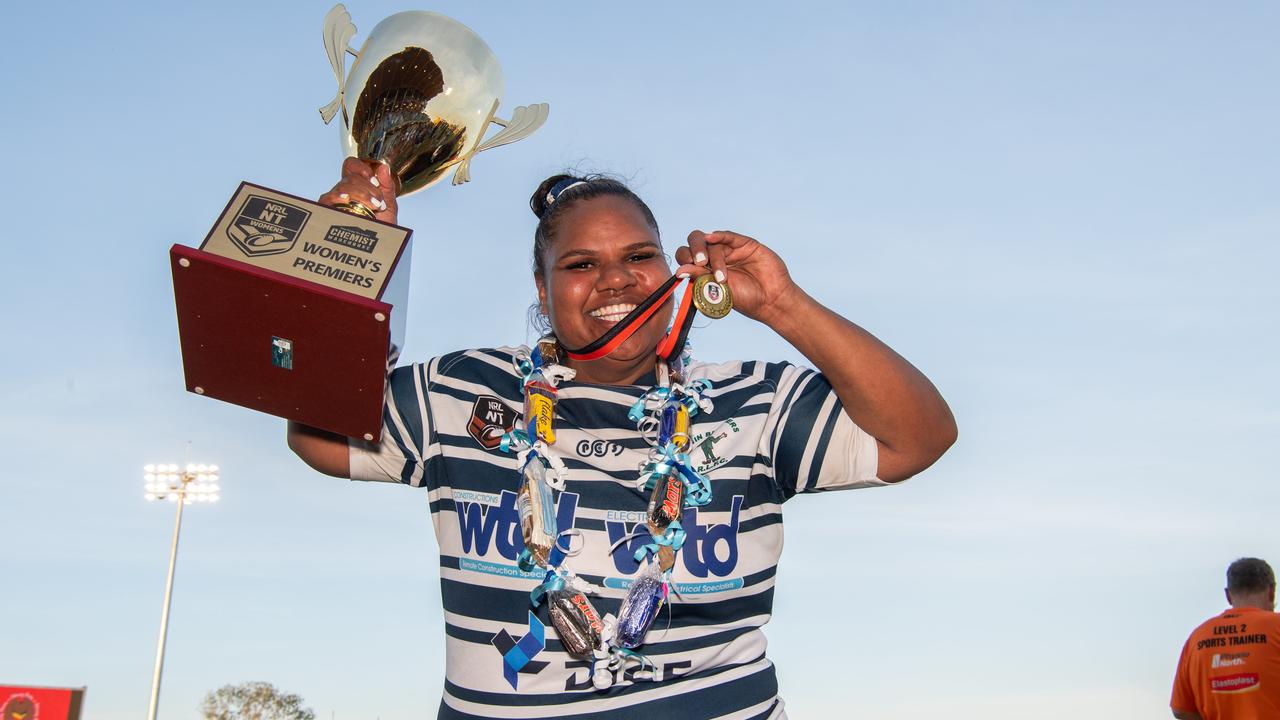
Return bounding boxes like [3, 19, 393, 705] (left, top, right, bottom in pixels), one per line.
[1227, 557, 1275, 594]
[528, 173, 660, 278]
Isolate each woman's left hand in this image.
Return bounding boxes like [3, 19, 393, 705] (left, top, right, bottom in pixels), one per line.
[674, 230, 800, 326]
[678, 231, 956, 483]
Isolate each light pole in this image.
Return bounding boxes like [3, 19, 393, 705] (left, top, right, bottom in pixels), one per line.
[143, 462, 220, 720]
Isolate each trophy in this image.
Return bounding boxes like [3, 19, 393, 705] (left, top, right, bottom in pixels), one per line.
[170, 4, 548, 441]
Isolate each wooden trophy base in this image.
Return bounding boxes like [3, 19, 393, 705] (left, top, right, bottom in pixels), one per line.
[170, 245, 392, 441]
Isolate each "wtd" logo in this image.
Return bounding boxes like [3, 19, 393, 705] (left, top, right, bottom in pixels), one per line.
[455, 491, 579, 558]
[454, 491, 743, 578]
[606, 496, 743, 577]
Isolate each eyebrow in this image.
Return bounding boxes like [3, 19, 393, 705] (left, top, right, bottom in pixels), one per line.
[556, 241, 660, 262]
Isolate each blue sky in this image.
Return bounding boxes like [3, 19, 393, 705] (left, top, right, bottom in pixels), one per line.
[3, 1, 1278, 718]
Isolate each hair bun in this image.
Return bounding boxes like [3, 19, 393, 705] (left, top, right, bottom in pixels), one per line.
[530, 174, 581, 219]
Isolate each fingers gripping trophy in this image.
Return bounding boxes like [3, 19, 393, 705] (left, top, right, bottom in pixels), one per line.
[170, 4, 548, 441]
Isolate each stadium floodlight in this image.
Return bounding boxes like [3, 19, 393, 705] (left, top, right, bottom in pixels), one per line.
[142, 461, 222, 720]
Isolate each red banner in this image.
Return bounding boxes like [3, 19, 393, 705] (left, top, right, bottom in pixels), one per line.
[0, 686, 85, 720]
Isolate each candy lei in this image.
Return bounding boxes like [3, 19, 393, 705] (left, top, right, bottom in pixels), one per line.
[502, 337, 716, 690]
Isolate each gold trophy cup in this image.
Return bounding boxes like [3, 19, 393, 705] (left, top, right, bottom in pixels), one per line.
[319, 4, 550, 210]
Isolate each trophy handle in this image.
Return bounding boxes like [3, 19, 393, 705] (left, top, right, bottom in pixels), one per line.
[319, 4, 359, 126]
[451, 101, 550, 185]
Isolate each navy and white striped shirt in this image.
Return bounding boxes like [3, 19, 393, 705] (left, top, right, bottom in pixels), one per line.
[350, 347, 883, 719]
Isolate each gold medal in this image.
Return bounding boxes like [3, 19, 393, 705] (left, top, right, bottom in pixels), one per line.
[692, 273, 732, 319]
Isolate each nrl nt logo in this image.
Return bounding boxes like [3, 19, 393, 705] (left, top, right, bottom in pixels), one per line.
[468, 395, 516, 450]
[226, 195, 311, 257]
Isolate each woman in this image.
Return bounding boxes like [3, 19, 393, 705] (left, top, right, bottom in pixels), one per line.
[290, 159, 957, 719]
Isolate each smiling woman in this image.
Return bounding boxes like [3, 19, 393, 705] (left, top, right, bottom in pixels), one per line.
[531, 175, 677, 382]
[287, 162, 958, 720]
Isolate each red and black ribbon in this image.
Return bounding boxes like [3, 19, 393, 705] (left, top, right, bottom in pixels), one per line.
[561, 275, 698, 363]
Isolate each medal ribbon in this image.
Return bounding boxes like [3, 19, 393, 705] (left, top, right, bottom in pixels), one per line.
[561, 275, 698, 362]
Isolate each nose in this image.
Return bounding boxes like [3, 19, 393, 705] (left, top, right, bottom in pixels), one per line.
[595, 257, 637, 293]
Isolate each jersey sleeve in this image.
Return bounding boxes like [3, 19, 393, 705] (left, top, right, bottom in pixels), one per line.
[348, 360, 441, 488]
[763, 362, 882, 499]
[1170, 636, 1197, 713]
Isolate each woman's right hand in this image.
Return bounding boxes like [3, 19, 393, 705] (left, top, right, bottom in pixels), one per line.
[318, 157, 399, 225]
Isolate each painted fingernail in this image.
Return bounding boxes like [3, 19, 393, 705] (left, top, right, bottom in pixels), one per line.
[715, 270, 726, 283]
[695, 252, 707, 265]
[339, 193, 350, 200]
[370, 176, 380, 188]
[377, 198, 388, 211]
[677, 272, 690, 279]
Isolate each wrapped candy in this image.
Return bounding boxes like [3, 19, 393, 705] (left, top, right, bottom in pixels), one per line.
[668, 355, 686, 386]
[616, 563, 668, 648]
[548, 589, 605, 657]
[657, 544, 676, 573]
[672, 404, 690, 448]
[537, 336, 560, 366]
[657, 404, 677, 446]
[646, 470, 684, 534]
[524, 380, 557, 445]
[517, 460, 557, 567]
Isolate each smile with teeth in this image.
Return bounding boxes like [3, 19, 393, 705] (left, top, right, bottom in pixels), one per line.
[589, 303, 637, 323]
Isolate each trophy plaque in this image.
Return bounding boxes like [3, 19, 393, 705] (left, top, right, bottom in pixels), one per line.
[171, 4, 548, 441]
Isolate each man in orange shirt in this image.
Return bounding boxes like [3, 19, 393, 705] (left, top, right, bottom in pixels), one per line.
[1171, 558, 1280, 720]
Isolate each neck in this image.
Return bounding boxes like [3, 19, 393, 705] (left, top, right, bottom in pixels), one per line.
[565, 355, 653, 386]
[1230, 592, 1275, 611]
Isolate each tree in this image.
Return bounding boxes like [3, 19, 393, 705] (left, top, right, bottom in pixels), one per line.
[200, 682, 315, 720]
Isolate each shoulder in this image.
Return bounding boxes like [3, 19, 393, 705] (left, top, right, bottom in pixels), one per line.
[432, 347, 524, 379]
[1187, 610, 1231, 637]
[686, 358, 810, 388]
[388, 347, 524, 399]
[391, 347, 523, 381]
[1250, 609, 1280, 628]
[687, 358, 823, 407]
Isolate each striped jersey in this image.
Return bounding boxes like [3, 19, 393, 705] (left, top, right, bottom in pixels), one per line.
[349, 347, 884, 719]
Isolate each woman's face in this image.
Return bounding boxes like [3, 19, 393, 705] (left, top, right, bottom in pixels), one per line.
[536, 195, 672, 373]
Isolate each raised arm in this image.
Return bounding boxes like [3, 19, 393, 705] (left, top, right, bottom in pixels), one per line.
[287, 421, 351, 478]
[676, 230, 956, 483]
[286, 158, 400, 479]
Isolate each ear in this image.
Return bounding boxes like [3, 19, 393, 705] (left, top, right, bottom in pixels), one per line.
[535, 273, 549, 315]
[1225, 587, 1232, 605]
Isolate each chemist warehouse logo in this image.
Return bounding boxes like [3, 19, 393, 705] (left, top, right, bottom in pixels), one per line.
[324, 225, 379, 253]
[226, 195, 310, 257]
[455, 491, 744, 579]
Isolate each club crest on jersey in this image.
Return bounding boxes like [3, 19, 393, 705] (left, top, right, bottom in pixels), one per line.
[468, 395, 516, 450]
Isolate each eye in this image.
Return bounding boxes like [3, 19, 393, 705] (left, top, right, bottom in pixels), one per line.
[565, 260, 593, 270]
[629, 251, 658, 262]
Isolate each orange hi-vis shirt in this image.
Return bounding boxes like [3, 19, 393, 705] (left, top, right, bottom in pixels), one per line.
[1172, 606, 1280, 720]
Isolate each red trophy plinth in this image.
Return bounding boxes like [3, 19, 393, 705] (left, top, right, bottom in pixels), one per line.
[172, 183, 411, 441]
